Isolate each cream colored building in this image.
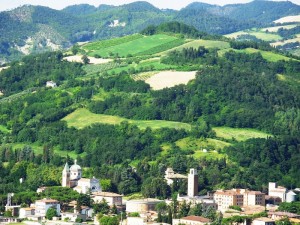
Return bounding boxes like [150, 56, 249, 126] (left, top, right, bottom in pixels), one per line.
[164, 168, 187, 185]
[126, 198, 163, 213]
[173, 216, 211, 225]
[62, 160, 101, 194]
[35, 199, 60, 217]
[213, 189, 265, 211]
[92, 192, 123, 206]
[252, 217, 275, 225]
[268, 182, 287, 202]
[19, 207, 35, 219]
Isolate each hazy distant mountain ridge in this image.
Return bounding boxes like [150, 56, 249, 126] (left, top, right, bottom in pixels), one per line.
[1, 0, 300, 61]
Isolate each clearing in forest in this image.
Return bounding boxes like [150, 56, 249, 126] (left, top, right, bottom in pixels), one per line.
[64, 55, 112, 64]
[163, 39, 230, 55]
[225, 31, 282, 42]
[63, 108, 191, 131]
[274, 15, 300, 23]
[261, 24, 298, 32]
[145, 71, 197, 90]
[213, 127, 272, 142]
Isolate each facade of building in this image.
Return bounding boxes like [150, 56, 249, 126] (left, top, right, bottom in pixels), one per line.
[92, 192, 123, 206]
[188, 169, 198, 197]
[268, 182, 287, 202]
[252, 217, 275, 225]
[213, 189, 265, 211]
[126, 198, 163, 213]
[62, 160, 101, 194]
[34, 199, 60, 217]
[164, 168, 187, 185]
[173, 216, 211, 225]
[19, 208, 35, 219]
[46, 81, 57, 88]
[61, 212, 86, 222]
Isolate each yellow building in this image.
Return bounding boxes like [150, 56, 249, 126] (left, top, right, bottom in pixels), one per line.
[213, 189, 265, 211]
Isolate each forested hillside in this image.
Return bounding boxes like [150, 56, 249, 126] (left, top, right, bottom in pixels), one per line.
[0, 21, 299, 213]
[1, 0, 300, 62]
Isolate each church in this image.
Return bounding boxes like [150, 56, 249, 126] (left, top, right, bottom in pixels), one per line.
[62, 160, 101, 194]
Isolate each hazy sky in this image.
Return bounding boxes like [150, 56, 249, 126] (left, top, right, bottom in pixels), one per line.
[1, 0, 300, 12]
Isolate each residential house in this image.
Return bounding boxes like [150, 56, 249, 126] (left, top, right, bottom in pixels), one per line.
[173, 216, 211, 225]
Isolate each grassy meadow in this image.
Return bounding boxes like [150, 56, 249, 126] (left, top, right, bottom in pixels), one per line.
[62, 108, 192, 131]
[213, 127, 272, 142]
[225, 30, 282, 42]
[83, 34, 181, 57]
[7, 143, 83, 159]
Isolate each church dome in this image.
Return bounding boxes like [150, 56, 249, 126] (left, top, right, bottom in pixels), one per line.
[70, 160, 81, 172]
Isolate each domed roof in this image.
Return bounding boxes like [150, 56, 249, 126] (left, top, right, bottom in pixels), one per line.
[70, 160, 81, 171]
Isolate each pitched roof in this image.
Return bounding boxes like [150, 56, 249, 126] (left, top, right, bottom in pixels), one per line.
[181, 216, 211, 223]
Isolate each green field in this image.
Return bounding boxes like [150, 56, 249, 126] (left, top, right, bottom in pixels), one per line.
[63, 108, 191, 130]
[164, 39, 230, 54]
[83, 34, 180, 57]
[107, 58, 177, 75]
[0, 125, 10, 133]
[261, 24, 298, 32]
[225, 31, 282, 42]
[213, 127, 272, 142]
[9, 143, 83, 159]
[219, 48, 292, 62]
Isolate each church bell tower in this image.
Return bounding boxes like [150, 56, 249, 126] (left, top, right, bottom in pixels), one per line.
[188, 168, 198, 197]
[62, 162, 70, 187]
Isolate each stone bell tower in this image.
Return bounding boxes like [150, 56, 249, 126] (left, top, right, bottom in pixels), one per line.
[62, 162, 70, 187]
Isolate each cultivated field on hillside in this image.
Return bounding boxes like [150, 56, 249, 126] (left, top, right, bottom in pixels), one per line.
[213, 127, 272, 142]
[145, 71, 197, 90]
[225, 31, 282, 42]
[162, 39, 230, 54]
[274, 15, 300, 23]
[272, 34, 300, 47]
[63, 108, 192, 130]
[261, 24, 298, 32]
[64, 55, 112, 64]
[219, 48, 292, 62]
[83, 34, 182, 57]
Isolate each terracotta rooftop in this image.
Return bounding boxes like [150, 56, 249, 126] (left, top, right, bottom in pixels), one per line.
[36, 198, 58, 203]
[268, 211, 300, 218]
[254, 217, 275, 222]
[181, 216, 211, 223]
[92, 192, 122, 197]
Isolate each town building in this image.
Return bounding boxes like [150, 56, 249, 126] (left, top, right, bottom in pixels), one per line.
[46, 81, 57, 88]
[188, 169, 198, 197]
[175, 168, 218, 211]
[267, 211, 300, 221]
[92, 192, 123, 206]
[61, 212, 86, 222]
[127, 217, 170, 225]
[268, 182, 287, 202]
[164, 168, 187, 185]
[126, 198, 163, 213]
[19, 207, 35, 219]
[173, 216, 211, 225]
[62, 160, 101, 194]
[213, 189, 265, 211]
[34, 198, 60, 217]
[252, 217, 275, 225]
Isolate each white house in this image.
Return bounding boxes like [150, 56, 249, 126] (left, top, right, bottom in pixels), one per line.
[19, 207, 35, 219]
[34, 199, 60, 217]
[252, 217, 275, 225]
[46, 81, 57, 88]
[92, 192, 123, 206]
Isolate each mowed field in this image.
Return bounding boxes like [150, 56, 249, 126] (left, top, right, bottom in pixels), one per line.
[218, 48, 293, 62]
[83, 34, 182, 57]
[261, 24, 298, 32]
[145, 71, 197, 90]
[225, 31, 282, 42]
[274, 15, 300, 23]
[213, 127, 272, 142]
[63, 108, 192, 130]
[7, 143, 83, 159]
[163, 39, 230, 54]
